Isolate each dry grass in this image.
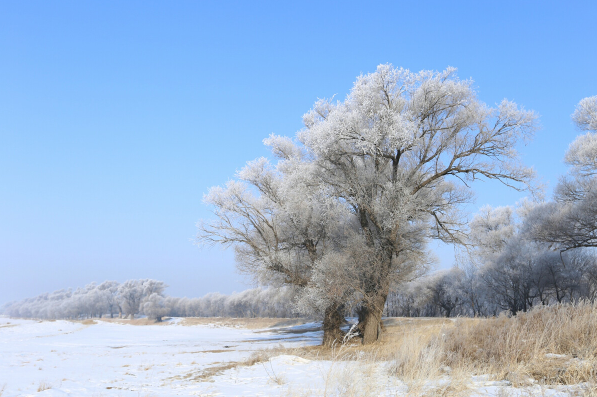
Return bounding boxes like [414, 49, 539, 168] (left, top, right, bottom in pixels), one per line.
[440, 302, 597, 385]
[165, 346, 289, 383]
[37, 380, 52, 392]
[59, 319, 98, 325]
[274, 317, 459, 363]
[0, 384, 5, 397]
[95, 317, 169, 326]
[302, 303, 597, 388]
[243, 303, 597, 395]
[178, 317, 310, 329]
[261, 359, 287, 385]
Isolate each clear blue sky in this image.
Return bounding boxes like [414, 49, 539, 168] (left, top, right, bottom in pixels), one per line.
[1, 1, 596, 304]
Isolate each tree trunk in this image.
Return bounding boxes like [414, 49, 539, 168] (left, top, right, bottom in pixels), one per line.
[321, 303, 345, 347]
[358, 303, 384, 344]
[357, 280, 390, 344]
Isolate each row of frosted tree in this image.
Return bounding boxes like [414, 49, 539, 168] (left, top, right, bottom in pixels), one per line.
[198, 64, 597, 345]
[1, 280, 297, 321]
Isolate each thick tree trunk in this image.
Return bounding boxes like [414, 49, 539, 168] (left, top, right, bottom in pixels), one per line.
[357, 279, 390, 345]
[357, 301, 384, 344]
[321, 303, 346, 347]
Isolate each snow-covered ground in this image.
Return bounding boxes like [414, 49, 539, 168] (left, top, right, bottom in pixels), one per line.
[0, 317, 591, 396]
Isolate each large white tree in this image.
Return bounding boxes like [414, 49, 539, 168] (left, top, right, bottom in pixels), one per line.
[200, 64, 537, 344]
[295, 64, 537, 343]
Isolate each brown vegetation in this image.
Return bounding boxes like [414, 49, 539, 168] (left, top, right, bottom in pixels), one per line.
[36, 381, 52, 392]
[440, 302, 597, 385]
[95, 317, 169, 326]
[177, 317, 310, 329]
[250, 303, 597, 395]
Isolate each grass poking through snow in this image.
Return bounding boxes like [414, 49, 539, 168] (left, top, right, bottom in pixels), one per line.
[248, 302, 597, 396]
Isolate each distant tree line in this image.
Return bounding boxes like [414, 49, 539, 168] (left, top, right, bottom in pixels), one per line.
[0, 280, 298, 321]
[385, 247, 597, 318]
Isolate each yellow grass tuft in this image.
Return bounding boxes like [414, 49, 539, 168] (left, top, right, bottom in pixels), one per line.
[37, 380, 52, 392]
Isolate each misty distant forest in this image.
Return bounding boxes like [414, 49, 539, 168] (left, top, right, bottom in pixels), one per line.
[4, 65, 597, 347]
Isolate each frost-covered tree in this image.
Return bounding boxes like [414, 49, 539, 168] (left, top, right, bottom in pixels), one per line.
[468, 203, 544, 313]
[118, 279, 166, 319]
[465, 200, 597, 313]
[424, 269, 465, 317]
[199, 141, 355, 345]
[296, 64, 537, 342]
[384, 267, 479, 317]
[527, 96, 597, 251]
[97, 281, 121, 318]
[572, 96, 597, 136]
[141, 293, 169, 322]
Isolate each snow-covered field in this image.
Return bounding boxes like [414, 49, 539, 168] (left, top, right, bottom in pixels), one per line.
[0, 317, 591, 396]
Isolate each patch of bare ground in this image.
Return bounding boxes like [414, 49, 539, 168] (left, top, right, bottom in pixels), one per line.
[167, 360, 251, 383]
[168, 346, 297, 383]
[95, 317, 172, 325]
[197, 349, 233, 354]
[176, 362, 241, 382]
[0, 324, 17, 329]
[178, 317, 310, 329]
[177, 349, 236, 354]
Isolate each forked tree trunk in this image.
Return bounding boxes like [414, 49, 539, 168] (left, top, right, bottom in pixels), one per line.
[322, 303, 346, 347]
